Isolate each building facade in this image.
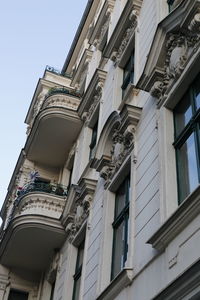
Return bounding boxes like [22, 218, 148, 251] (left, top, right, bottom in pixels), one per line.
[0, 0, 200, 299]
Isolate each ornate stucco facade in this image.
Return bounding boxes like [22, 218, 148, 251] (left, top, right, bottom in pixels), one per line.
[1, 0, 200, 299]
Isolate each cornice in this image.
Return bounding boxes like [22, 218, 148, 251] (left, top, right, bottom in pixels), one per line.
[103, 0, 142, 66]
[71, 49, 93, 89]
[96, 268, 134, 300]
[61, 178, 97, 243]
[94, 104, 141, 188]
[88, 0, 116, 48]
[137, 0, 200, 107]
[78, 68, 107, 122]
[147, 185, 200, 251]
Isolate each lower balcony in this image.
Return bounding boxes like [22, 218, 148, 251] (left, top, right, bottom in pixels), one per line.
[0, 183, 67, 274]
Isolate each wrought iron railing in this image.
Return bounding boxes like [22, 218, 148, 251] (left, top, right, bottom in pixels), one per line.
[16, 181, 68, 201]
[45, 65, 72, 78]
[45, 87, 81, 99]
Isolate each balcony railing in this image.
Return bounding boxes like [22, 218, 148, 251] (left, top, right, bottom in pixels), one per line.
[45, 87, 81, 99]
[45, 65, 72, 78]
[16, 181, 68, 201]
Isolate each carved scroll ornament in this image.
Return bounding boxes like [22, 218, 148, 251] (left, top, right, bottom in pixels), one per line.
[99, 125, 135, 187]
[150, 27, 200, 101]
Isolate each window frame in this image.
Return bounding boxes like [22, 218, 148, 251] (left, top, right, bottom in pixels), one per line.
[72, 240, 85, 300]
[111, 175, 130, 280]
[167, 0, 175, 12]
[121, 51, 135, 98]
[89, 120, 98, 160]
[173, 75, 200, 204]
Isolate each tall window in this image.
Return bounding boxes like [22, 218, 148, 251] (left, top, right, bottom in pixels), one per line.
[89, 121, 98, 160]
[121, 51, 134, 98]
[8, 289, 29, 300]
[174, 74, 200, 204]
[111, 176, 130, 280]
[72, 241, 85, 300]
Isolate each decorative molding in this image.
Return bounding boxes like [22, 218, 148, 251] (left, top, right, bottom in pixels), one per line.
[137, 0, 200, 107]
[147, 185, 200, 251]
[78, 69, 107, 125]
[14, 193, 65, 220]
[96, 268, 134, 300]
[71, 49, 93, 91]
[103, 0, 142, 66]
[42, 94, 80, 111]
[111, 10, 138, 66]
[150, 31, 200, 101]
[46, 251, 60, 283]
[62, 178, 97, 243]
[89, 0, 116, 49]
[95, 104, 142, 188]
[0, 275, 9, 291]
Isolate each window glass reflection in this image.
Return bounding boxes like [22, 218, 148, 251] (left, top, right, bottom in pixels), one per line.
[177, 133, 199, 202]
[174, 93, 192, 136]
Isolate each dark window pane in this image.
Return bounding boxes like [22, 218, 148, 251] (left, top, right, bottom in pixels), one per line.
[76, 244, 84, 271]
[112, 221, 125, 279]
[194, 78, 200, 110]
[73, 241, 85, 300]
[8, 290, 29, 300]
[89, 121, 98, 159]
[73, 276, 81, 300]
[115, 177, 130, 217]
[174, 93, 192, 136]
[177, 133, 199, 203]
[50, 282, 55, 300]
[122, 51, 134, 97]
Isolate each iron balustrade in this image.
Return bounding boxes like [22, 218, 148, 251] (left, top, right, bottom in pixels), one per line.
[45, 65, 72, 78]
[16, 181, 68, 200]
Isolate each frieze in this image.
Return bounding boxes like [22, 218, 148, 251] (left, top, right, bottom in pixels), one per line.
[137, 1, 200, 105]
[82, 82, 103, 125]
[150, 29, 200, 101]
[99, 125, 135, 187]
[111, 10, 138, 65]
[78, 69, 107, 124]
[62, 179, 97, 243]
[95, 104, 141, 188]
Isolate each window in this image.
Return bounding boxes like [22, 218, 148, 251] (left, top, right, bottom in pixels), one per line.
[121, 51, 134, 98]
[167, 0, 175, 12]
[72, 241, 85, 300]
[50, 282, 55, 300]
[174, 74, 200, 204]
[8, 289, 29, 300]
[89, 121, 98, 160]
[111, 176, 130, 280]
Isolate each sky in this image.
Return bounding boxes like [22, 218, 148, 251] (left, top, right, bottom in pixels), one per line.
[0, 0, 88, 207]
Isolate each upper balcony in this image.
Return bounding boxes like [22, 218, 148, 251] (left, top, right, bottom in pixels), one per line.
[0, 181, 67, 274]
[25, 86, 82, 168]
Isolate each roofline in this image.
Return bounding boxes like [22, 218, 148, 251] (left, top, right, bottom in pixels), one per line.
[61, 0, 94, 74]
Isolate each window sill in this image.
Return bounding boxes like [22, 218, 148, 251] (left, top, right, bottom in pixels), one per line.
[147, 185, 200, 251]
[96, 268, 133, 300]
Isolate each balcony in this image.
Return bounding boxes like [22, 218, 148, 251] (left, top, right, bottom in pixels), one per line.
[25, 87, 82, 168]
[0, 181, 67, 273]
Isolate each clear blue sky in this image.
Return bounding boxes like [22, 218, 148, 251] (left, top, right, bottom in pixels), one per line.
[0, 0, 88, 206]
